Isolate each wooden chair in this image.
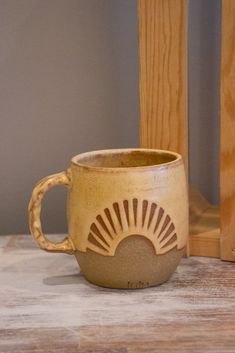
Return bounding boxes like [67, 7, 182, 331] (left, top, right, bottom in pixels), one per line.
[138, 0, 235, 261]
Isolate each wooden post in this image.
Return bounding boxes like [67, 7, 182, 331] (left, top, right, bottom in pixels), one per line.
[138, 0, 189, 254]
[220, 0, 235, 261]
[138, 0, 188, 170]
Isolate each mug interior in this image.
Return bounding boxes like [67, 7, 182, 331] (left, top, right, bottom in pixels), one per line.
[72, 149, 180, 169]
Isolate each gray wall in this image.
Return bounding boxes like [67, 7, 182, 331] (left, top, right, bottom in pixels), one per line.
[188, 0, 221, 205]
[0, 0, 139, 234]
[0, 0, 221, 235]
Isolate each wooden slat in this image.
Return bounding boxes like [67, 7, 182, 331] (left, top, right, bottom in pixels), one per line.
[138, 0, 188, 169]
[220, 0, 235, 261]
[189, 229, 220, 258]
[189, 186, 220, 258]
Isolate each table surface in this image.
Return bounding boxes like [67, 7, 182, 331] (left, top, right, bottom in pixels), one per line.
[0, 234, 235, 353]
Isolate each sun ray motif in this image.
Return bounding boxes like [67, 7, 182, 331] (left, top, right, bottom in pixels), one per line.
[87, 199, 178, 256]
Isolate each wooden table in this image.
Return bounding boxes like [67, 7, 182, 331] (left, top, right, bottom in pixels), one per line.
[0, 235, 235, 353]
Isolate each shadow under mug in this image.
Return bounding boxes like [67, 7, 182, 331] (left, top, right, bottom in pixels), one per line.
[29, 148, 188, 289]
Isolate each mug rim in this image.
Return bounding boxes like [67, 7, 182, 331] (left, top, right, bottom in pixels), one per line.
[71, 148, 182, 172]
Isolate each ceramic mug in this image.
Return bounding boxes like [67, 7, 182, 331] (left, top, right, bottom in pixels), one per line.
[29, 148, 188, 289]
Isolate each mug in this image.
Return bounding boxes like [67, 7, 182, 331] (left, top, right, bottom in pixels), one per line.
[29, 148, 188, 289]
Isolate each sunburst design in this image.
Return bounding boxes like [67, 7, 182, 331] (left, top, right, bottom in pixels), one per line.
[86, 198, 178, 256]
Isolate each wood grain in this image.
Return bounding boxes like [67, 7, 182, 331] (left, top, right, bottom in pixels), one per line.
[138, 0, 188, 170]
[220, 0, 235, 261]
[189, 187, 220, 257]
[1, 234, 235, 352]
[189, 229, 220, 258]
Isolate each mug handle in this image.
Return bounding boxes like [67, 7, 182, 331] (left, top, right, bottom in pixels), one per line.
[28, 170, 75, 254]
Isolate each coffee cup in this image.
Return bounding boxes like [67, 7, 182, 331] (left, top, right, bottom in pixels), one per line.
[29, 148, 188, 289]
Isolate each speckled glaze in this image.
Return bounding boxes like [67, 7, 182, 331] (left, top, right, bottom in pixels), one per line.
[29, 148, 188, 288]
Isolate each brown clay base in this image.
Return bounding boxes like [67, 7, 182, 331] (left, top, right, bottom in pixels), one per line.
[76, 235, 185, 289]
